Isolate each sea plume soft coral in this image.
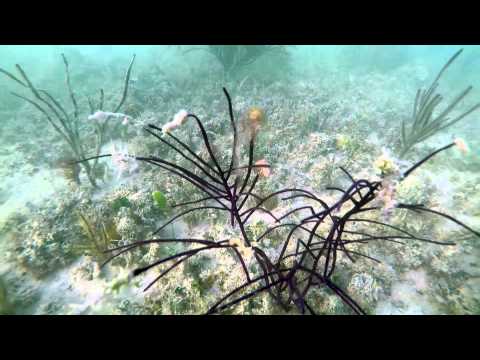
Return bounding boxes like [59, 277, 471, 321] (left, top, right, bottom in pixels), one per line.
[77, 89, 480, 315]
[246, 142, 480, 314]
[0, 53, 136, 187]
[78, 88, 285, 301]
[399, 49, 480, 157]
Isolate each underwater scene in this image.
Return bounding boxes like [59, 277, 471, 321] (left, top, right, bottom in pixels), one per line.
[0, 45, 479, 315]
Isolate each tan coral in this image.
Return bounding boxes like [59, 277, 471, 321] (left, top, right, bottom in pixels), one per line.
[254, 159, 271, 178]
[247, 107, 265, 125]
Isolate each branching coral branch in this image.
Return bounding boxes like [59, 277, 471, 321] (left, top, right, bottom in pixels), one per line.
[0, 54, 136, 187]
[399, 48, 480, 157]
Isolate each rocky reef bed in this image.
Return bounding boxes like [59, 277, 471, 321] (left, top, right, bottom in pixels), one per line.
[0, 64, 479, 315]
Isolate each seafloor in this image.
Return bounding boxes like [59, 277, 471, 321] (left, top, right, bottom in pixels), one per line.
[0, 47, 479, 315]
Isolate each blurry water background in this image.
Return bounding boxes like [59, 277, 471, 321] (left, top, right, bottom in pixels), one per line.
[0, 45, 478, 105]
[3, 45, 480, 116]
[0, 45, 479, 314]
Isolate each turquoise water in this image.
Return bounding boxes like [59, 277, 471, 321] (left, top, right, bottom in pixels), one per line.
[0, 45, 479, 315]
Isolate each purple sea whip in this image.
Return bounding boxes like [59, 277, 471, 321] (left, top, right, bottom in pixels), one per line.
[77, 89, 480, 315]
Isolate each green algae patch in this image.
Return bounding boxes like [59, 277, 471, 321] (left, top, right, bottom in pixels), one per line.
[152, 191, 168, 210]
[111, 197, 132, 213]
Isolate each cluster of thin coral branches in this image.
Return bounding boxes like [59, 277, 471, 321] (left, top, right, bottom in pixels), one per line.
[399, 48, 480, 157]
[0, 54, 136, 187]
[79, 88, 480, 315]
